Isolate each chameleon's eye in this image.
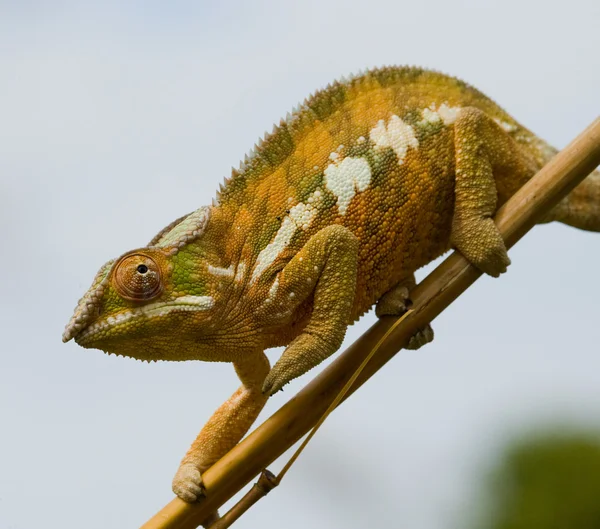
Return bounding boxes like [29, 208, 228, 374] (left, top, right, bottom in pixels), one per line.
[113, 254, 163, 301]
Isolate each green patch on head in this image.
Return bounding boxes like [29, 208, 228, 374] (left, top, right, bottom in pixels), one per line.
[169, 245, 210, 298]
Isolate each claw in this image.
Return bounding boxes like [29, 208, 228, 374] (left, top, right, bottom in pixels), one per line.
[262, 374, 285, 396]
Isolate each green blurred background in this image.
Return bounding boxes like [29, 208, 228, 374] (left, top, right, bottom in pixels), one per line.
[474, 430, 600, 529]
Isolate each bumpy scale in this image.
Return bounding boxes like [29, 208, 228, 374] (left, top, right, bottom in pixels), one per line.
[63, 67, 600, 516]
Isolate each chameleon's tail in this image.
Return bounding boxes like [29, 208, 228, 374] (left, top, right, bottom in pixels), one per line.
[543, 169, 600, 232]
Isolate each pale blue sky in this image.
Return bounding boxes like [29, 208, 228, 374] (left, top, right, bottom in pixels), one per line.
[1, 2, 599, 528]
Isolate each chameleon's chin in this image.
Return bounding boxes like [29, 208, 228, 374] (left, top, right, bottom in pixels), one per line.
[65, 294, 217, 352]
[74, 328, 203, 362]
[77, 336, 171, 362]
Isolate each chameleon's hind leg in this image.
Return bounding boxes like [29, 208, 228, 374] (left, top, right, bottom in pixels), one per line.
[261, 225, 359, 395]
[450, 107, 520, 277]
[376, 274, 434, 350]
[172, 351, 270, 509]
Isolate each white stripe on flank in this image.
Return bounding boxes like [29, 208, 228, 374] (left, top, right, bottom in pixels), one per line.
[234, 263, 246, 282]
[207, 264, 235, 277]
[171, 295, 215, 310]
[266, 276, 279, 302]
[250, 193, 321, 283]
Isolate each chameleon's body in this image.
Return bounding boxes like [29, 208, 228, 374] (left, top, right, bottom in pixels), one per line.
[63, 67, 600, 511]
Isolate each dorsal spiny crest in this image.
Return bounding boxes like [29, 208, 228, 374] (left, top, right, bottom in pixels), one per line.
[217, 65, 473, 207]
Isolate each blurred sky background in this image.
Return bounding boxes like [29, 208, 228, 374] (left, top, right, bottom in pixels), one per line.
[1, 1, 599, 528]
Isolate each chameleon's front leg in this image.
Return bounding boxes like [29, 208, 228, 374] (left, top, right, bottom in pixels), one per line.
[261, 224, 359, 395]
[172, 351, 270, 503]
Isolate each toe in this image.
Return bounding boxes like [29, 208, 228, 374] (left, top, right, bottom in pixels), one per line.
[376, 286, 411, 317]
[406, 324, 434, 350]
[262, 373, 283, 396]
[479, 248, 511, 278]
[172, 464, 204, 503]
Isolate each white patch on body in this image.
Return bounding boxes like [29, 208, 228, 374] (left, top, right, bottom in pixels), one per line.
[266, 276, 280, 302]
[324, 157, 372, 216]
[251, 217, 296, 283]
[421, 108, 441, 124]
[420, 103, 461, 127]
[207, 264, 235, 278]
[437, 103, 460, 125]
[288, 201, 318, 230]
[172, 295, 215, 310]
[234, 263, 246, 282]
[493, 118, 518, 133]
[251, 190, 322, 283]
[369, 115, 419, 165]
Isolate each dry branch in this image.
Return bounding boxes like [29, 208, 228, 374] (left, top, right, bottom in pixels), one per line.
[141, 117, 600, 529]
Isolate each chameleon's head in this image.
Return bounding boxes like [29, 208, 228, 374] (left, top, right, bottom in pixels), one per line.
[62, 207, 221, 361]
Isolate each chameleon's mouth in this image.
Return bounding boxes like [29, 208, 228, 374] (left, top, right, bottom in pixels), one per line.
[68, 295, 215, 346]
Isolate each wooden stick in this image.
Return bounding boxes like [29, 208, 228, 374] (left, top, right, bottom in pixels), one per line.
[141, 118, 600, 529]
[207, 470, 279, 529]
[207, 310, 413, 529]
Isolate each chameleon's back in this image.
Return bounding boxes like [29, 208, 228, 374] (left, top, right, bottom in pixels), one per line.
[209, 67, 565, 319]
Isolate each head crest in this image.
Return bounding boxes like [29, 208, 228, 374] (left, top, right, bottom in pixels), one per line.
[148, 206, 211, 250]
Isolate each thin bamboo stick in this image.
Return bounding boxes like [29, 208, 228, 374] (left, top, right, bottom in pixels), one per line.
[141, 117, 600, 529]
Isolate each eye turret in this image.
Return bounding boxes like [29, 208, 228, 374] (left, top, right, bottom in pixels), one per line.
[113, 254, 163, 301]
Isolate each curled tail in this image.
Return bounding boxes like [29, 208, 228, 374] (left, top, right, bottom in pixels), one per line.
[545, 169, 600, 232]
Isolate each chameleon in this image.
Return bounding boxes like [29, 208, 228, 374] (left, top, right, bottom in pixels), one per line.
[63, 66, 600, 514]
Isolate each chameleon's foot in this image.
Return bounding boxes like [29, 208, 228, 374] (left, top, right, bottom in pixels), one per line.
[376, 277, 434, 351]
[262, 333, 334, 396]
[452, 216, 510, 278]
[375, 285, 411, 317]
[406, 325, 434, 350]
[172, 463, 204, 503]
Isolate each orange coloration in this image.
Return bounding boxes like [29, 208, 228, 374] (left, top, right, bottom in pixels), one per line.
[113, 254, 163, 301]
[63, 67, 600, 517]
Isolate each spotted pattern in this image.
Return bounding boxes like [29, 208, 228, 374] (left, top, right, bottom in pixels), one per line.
[64, 66, 600, 508]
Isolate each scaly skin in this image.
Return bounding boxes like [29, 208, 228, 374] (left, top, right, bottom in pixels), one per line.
[63, 66, 600, 515]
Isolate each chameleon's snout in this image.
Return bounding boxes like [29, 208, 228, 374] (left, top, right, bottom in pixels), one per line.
[63, 260, 114, 343]
[63, 297, 104, 343]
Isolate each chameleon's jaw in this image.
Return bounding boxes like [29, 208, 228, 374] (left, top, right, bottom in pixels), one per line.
[67, 295, 215, 347]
